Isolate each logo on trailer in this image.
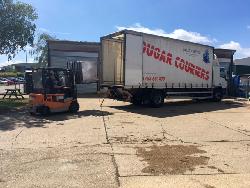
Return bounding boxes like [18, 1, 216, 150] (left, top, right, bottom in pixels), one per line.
[203, 49, 210, 64]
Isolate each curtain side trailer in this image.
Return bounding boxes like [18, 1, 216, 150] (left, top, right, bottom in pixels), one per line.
[100, 30, 227, 107]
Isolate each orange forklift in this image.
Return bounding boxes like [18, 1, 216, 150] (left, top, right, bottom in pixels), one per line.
[29, 68, 79, 115]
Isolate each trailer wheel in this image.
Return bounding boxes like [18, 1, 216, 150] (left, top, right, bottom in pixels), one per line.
[69, 101, 79, 113]
[131, 96, 142, 105]
[213, 90, 222, 102]
[150, 91, 164, 108]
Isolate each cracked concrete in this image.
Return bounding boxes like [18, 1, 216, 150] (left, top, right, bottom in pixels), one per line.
[0, 98, 250, 187]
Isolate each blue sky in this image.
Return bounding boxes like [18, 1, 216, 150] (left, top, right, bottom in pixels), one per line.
[1, 0, 250, 67]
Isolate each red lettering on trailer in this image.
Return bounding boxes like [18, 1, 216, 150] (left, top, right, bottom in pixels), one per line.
[143, 42, 210, 81]
[154, 48, 161, 59]
[175, 57, 180, 68]
[146, 44, 154, 56]
[159, 50, 166, 63]
[166, 53, 172, 65]
[179, 58, 185, 70]
[143, 42, 147, 53]
[189, 63, 195, 75]
[195, 66, 201, 78]
[143, 76, 166, 82]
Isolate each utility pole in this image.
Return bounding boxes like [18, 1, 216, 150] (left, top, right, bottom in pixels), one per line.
[247, 76, 250, 100]
[26, 51, 28, 63]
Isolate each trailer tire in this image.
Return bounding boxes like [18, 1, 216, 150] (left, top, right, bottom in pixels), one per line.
[131, 96, 142, 105]
[213, 89, 222, 102]
[150, 91, 164, 108]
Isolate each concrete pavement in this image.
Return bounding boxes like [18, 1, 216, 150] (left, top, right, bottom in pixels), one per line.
[0, 97, 250, 187]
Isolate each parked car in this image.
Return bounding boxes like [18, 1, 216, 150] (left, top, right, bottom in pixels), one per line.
[15, 78, 25, 84]
[17, 77, 25, 84]
[7, 77, 24, 84]
[7, 77, 17, 82]
[0, 77, 8, 85]
[0, 78, 14, 85]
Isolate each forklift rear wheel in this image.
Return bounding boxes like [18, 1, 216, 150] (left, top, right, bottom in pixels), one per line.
[69, 102, 79, 113]
[40, 106, 50, 116]
[29, 112, 35, 116]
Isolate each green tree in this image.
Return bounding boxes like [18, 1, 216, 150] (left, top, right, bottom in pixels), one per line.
[0, 0, 38, 59]
[32, 33, 57, 67]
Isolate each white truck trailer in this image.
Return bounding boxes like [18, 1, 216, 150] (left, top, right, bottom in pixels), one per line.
[100, 30, 227, 107]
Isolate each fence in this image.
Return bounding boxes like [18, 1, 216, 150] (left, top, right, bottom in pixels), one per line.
[237, 83, 250, 99]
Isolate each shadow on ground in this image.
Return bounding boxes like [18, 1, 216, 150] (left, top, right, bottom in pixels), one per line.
[108, 100, 248, 118]
[0, 109, 112, 131]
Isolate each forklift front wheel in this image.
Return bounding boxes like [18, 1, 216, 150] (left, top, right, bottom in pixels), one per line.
[69, 102, 79, 113]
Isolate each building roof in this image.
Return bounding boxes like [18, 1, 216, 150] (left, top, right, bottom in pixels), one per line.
[2, 63, 37, 68]
[47, 40, 99, 46]
[234, 57, 250, 66]
[12, 63, 37, 67]
[214, 48, 236, 59]
[47, 40, 100, 53]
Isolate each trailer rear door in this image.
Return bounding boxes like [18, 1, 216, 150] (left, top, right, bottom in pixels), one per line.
[125, 34, 143, 86]
[101, 39, 124, 85]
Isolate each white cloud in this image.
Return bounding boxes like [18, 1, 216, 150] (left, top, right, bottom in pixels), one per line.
[219, 41, 250, 59]
[166, 29, 217, 44]
[117, 23, 167, 36]
[116, 23, 215, 44]
[38, 27, 50, 33]
[0, 61, 14, 67]
[0, 52, 34, 68]
[0, 60, 22, 67]
[117, 23, 250, 59]
[38, 27, 71, 35]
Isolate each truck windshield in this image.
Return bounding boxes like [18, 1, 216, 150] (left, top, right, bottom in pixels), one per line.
[220, 67, 226, 78]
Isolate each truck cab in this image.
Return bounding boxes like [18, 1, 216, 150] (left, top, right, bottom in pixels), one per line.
[212, 57, 228, 94]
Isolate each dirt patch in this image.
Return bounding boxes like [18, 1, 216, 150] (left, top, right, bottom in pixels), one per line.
[142, 138, 163, 143]
[111, 136, 140, 144]
[208, 166, 225, 173]
[209, 140, 230, 143]
[111, 137, 164, 144]
[204, 185, 216, 188]
[121, 121, 134, 124]
[240, 129, 250, 133]
[112, 137, 130, 143]
[137, 144, 209, 175]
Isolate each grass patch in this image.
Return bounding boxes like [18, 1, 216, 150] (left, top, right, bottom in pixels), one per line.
[0, 99, 28, 109]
